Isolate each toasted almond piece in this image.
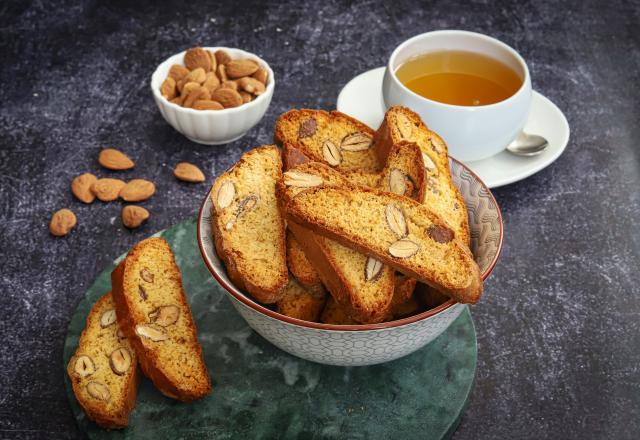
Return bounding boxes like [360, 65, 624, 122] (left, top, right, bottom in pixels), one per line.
[168, 64, 190, 82]
[385, 204, 407, 238]
[216, 64, 228, 82]
[122, 205, 149, 229]
[91, 178, 126, 202]
[119, 179, 156, 202]
[237, 77, 265, 95]
[98, 148, 134, 170]
[149, 305, 180, 327]
[211, 87, 243, 108]
[216, 180, 235, 208]
[135, 324, 168, 342]
[251, 67, 268, 84]
[396, 114, 413, 139]
[193, 99, 224, 110]
[340, 132, 372, 151]
[218, 80, 238, 91]
[184, 47, 212, 71]
[322, 140, 341, 166]
[174, 162, 206, 182]
[226, 59, 259, 78]
[298, 118, 317, 138]
[74, 355, 95, 378]
[138, 285, 147, 301]
[421, 152, 437, 172]
[208, 50, 217, 72]
[426, 224, 454, 244]
[283, 171, 323, 188]
[86, 382, 111, 401]
[215, 49, 232, 66]
[109, 347, 132, 375]
[239, 91, 252, 104]
[388, 239, 420, 258]
[49, 208, 77, 236]
[140, 267, 154, 283]
[202, 71, 220, 93]
[365, 257, 384, 282]
[389, 168, 407, 195]
[71, 173, 97, 203]
[160, 77, 176, 100]
[100, 309, 117, 328]
[184, 67, 206, 85]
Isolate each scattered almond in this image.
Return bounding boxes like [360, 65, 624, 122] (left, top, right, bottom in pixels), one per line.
[226, 59, 259, 78]
[91, 178, 126, 202]
[174, 162, 206, 182]
[184, 47, 212, 71]
[71, 173, 97, 203]
[122, 206, 149, 229]
[98, 149, 134, 170]
[119, 179, 156, 202]
[214, 49, 232, 65]
[193, 100, 224, 110]
[211, 87, 243, 108]
[49, 208, 77, 236]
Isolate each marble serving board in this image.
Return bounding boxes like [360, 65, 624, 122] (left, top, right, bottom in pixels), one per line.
[63, 218, 477, 439]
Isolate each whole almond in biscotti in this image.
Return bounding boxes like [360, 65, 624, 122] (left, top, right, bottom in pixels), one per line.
[216, 64, 228, 82]
[389, 168, 407, 195]
[385, 204, 407, 238]
[160, 77, 176, 100]
[71, 173, 98, 203]
[211, 87, 242, 108]
[365, 257, 384, 282]
[239, 91, 252, 104]
[122, 205, 149, 229]
[225, 59, 259, 78]
[49, 208, 77, 236]
[283, 171, 323, 188]
[202, 72, 220, 93]
[215, 49, 232, 66]
[98, 149, 134, 170]
[252, 67, 268, 84]
[168, 64, 189, 82]
[193, 100, 224, 110]
[237, 77, 265, 95]
[340, 132, 372, 152]
[388, 239, 420, 258]
[215, 180, 235, 208]
[421, 151, 437, 172]
[174, 162, 206, 182]
[91, 178, 126, 202]
[322, 140, 341, 166]
[184, 47, 212, 72]
[396, 113, 413, 140]
[119, 179, 156, 202]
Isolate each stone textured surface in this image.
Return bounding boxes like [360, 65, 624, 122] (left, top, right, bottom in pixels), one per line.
[1, 0, 639, 438]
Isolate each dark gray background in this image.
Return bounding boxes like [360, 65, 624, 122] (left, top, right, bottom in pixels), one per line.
[1, 0, 638, 438]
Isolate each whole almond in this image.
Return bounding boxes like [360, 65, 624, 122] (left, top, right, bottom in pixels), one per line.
[168, 64, 189, 82]
[183, 85, 210, 108]
[71, 173, 97, 203]
[119, 179, 156, 202]
[251, 67, 268, 84]
[215, 50, 232, 65]
[122, 205, 149, 229]
[180, 82, 201, 107]
[202, 71, 220, 93]
[216, 64, 228, 82]
[169, 96, 182, 105]
[239, 91, 252, 104]
[395, 113, 413, 139]
[184, 67, 206, 85]
[193, 100, 224, 110]
[225, 59, 259, 78]
[218, 80, 238, 91]
[211, 88, 243, 108]
[160, 77, 176, 100]
[91, 178, 126, 202]
[174, 162, 205, 182]
[49, 208, 77, 237]
[98, 149, 134, 170]
[184, 47, 212, 71]
[237, 77, 265, 95]
[208, 50, 217, 72]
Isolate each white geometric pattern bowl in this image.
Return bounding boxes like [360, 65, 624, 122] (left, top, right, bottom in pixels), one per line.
[197, 158, 503, 366]
[150, 47, 275, 145]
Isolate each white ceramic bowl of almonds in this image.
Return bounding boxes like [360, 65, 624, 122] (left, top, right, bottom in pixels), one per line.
[151, 47, 275, 145]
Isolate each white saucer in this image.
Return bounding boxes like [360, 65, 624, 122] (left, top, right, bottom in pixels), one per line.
[336, 67, 570, 188]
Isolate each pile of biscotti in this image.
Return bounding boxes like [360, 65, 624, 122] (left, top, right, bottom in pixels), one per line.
[66, 237, 211, 428]
[211, 106, 483, 325]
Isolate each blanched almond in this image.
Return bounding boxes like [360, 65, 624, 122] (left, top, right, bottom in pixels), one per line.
[119, 179, 156, 202]
[49, 208, 77, 236]
[184, 47, 212, 71]
[98, 149, 134, 170]
[91, 178, 126, 202]
[226, 59, 259, 78]
[122, 205, 149, 229]
[71, 173, 97, 203]
[174, 162, 206, 182]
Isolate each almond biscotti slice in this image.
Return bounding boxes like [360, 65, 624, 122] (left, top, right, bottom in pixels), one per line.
[211, 145, 288, 303]
[275, 109, 381, 173]
[373, 106, 470, 245]
[67, 293, 139, 429]
[278, 163, 395, 323]
[286, 231, 324, 296]
[276, 277, 326, 322]
[320, 296, 357, 325]
[111, 237, 211, 402]
[284, 186, 483, 303]
[387, 276, 421, 321]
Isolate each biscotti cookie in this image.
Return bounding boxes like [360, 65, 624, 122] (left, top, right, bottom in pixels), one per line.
[387, 276, 420, 320]
[276, 277, 326, 322]
[320, 296, 357, 325]
[286, 231, 324, 296]
[283, 185, 482, 303]
[275, 109, 381, 173]
[210, 145, 288, 303]
[67, 293, 139, 429]
[379, 141, 426, 202]
[111, 237, 211, 401]
[373, 106, 470, 245]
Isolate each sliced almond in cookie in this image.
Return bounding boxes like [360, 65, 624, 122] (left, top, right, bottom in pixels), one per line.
[71, 173, 98, 204]
[322, 140, 341, 166]
[388, 239, 420, 258]
[396, 114, 413, 139]
[174, 162, 206, 182]
[421, 152, 437, 172]
[73, 355, 95, 378]
[388, 168, 407, 195]
[135, 324, 168, 342]
[109, 347, 132, 375]
[340, 132, 372, 151]
[100, 309, 117, 328]
[91, 178, 126, 202]
[86, 381, 111, 401]
[283, 171, 323, 188]
[122, 205, 150, 229]
[216, 181, 235, 209]
[119, 179, 156, 202]
[225, 59, 259, 78]
[49, 208, 77, 236]
[98, 149, 134, 170]
[149, 305, 180, 327]
[385, 204, 407, 238]
[365, 257, 383, 282]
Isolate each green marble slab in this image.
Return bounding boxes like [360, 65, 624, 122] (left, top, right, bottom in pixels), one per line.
[64, 218, 477, 440]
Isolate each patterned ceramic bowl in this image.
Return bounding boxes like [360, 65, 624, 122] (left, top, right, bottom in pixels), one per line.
[197, 158, 503, 366]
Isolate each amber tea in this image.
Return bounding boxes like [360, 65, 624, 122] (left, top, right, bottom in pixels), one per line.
[395, 50, 522, 106]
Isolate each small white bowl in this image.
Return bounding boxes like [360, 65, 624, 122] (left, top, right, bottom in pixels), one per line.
[197, 158, 504, 366]
[150, 47, 275, 145]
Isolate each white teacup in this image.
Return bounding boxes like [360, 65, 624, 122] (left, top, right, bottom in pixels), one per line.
[382, 30, 532, 162]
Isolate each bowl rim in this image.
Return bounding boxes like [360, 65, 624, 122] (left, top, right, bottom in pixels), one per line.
[197, 156, 503, 332]
[150, 46, 276, 115]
